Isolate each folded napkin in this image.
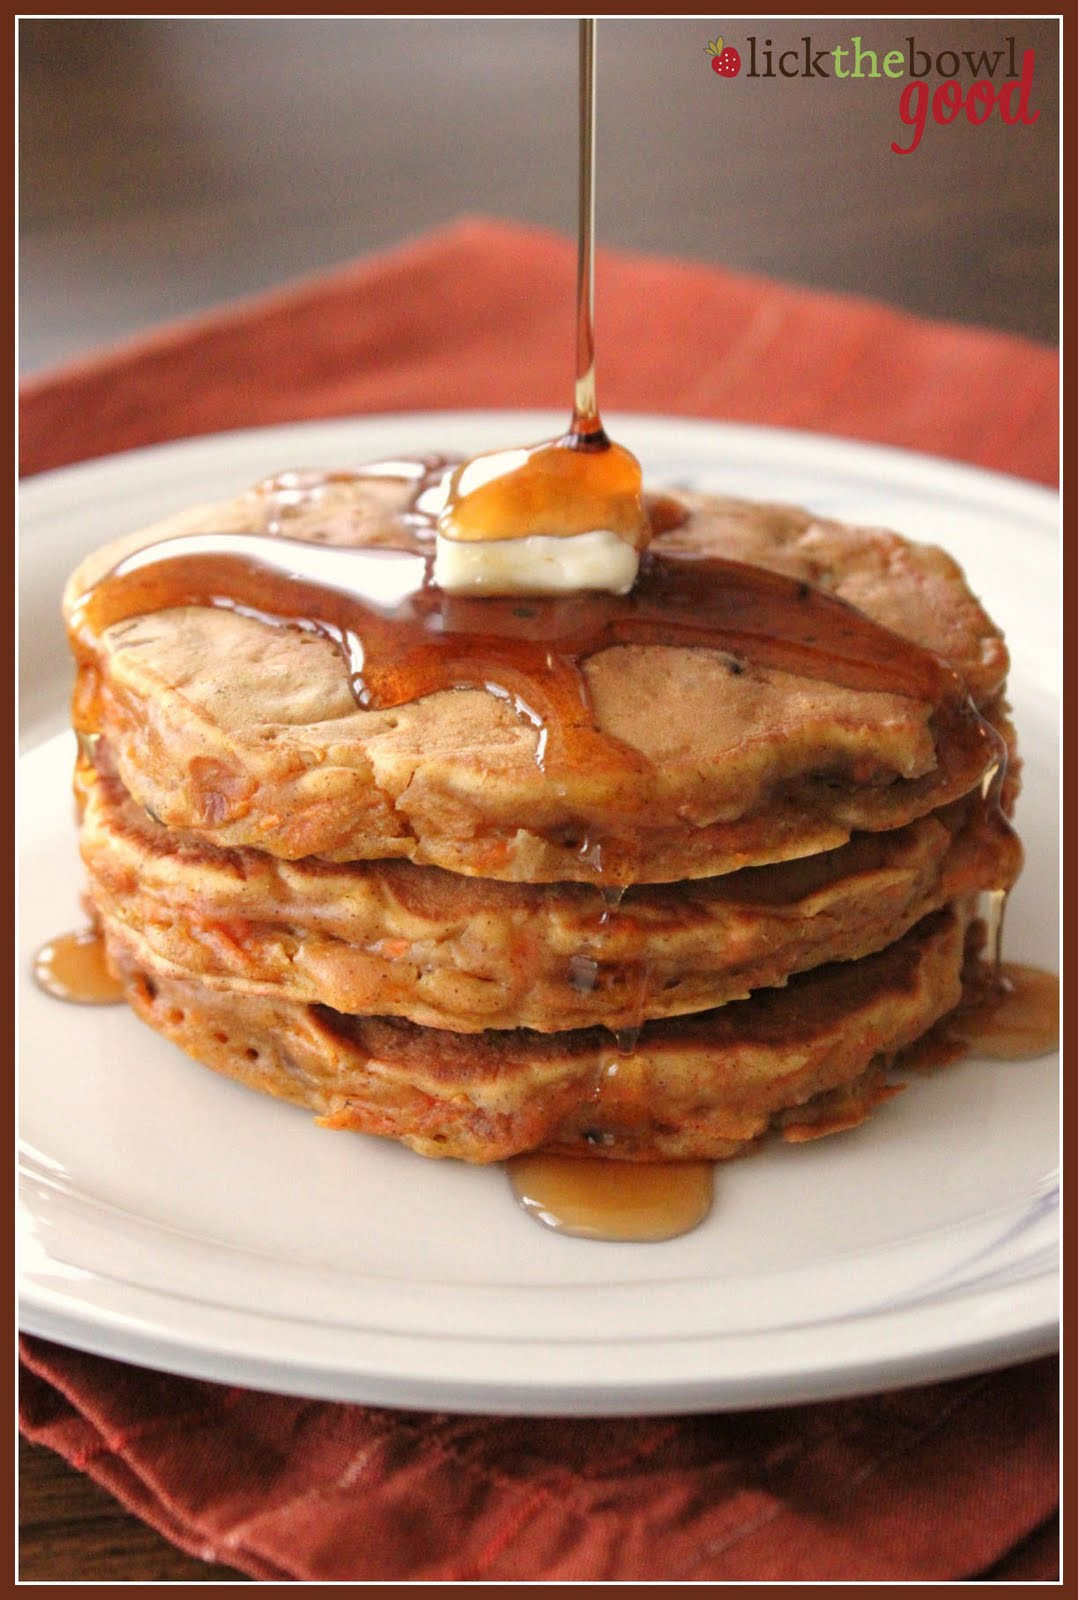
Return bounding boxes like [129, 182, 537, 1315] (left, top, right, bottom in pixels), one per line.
[18, 1338, 1059, 1582]
[20, 216, 1057, 485]
[20, 218, 1059, 1581]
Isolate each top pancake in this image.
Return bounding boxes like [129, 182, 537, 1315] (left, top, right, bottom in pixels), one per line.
[63, 466, 1010, 883]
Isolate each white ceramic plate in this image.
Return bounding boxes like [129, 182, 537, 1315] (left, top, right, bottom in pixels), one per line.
[17, 413, 1060, 1415]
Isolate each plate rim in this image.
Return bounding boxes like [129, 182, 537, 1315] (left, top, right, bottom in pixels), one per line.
[20, 1284, 1058, 1416]
[18, 411, 1060, 1415]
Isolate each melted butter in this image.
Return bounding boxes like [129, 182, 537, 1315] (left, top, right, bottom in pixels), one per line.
[434, 439, 649, 595]
[33, 929, 123, 1004]
[507, 1152, 713, 1241]
[433, 525, 641, 597]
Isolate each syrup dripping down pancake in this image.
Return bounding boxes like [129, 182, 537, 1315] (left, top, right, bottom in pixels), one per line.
[63, 471, 1010, 883]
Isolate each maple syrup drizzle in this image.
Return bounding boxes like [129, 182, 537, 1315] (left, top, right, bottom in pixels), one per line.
[33, 928, 123, 1004]
[256, 468, 360, 535]
[437, 437, 649, 546]
[69, 527, 1003, 832]
[434, 21, 651, 553]
[901, 957, 1058, 1072]
[507, 1153, 713, 1241]
[572, 17, 601, 444]
[974, 758, 1010, 970]
[984, 887, 1008, 971]
[948, 962, 1058, 1059]
[600, 885, 628, 917]
[255, 458, 454, 542]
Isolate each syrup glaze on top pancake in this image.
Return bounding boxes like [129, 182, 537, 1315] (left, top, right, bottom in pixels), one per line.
[63, 469, 1010, 882]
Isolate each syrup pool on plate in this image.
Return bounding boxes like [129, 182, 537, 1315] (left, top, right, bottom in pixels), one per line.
[33, 928, 123, 1005]
[507, 1153, 714, 1242]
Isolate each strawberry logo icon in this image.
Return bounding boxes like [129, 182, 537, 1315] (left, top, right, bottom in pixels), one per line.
[705, 36, 741, 77]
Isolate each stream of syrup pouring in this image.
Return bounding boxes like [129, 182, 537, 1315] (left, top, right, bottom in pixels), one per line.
[506, 21, 712, 1242]
[433, 18, 650, 559]
[39, 24, 1057, 1244]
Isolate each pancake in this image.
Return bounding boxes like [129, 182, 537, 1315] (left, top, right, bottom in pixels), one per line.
[63, 470, 1010, 883]
[81, 757, 1020, 1032]
[104, 903, 971, 1163]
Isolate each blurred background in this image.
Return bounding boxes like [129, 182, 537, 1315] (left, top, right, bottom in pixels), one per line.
[19, 16, 1058, 375]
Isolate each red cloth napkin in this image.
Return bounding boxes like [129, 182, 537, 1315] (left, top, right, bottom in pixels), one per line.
[20, 218, 1059, 1581]
[21, 216, 1057, 485]
[19, 1338, 1059, 1582]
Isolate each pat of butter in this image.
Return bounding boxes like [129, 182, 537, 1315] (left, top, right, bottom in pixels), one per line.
[433, 528, 640, 596]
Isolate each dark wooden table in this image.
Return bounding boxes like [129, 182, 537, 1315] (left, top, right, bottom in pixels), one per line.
[18, 14, 1059, 1583]
[19, 1436, 247, 1582]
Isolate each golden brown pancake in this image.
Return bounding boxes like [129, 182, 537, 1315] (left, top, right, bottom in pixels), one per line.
[105, 903, 971, 1163]
[63, 473, 1009, 883]
[81, 757, 1019, 1033]
[62, 462, 1020, 1170]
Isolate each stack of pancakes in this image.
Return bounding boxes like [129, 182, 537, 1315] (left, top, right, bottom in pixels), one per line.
[64, 469, 1021, 1162]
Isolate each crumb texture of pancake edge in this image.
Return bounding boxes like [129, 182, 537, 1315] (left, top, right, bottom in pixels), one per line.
[81, 760, 1021, 1032]
[106, 904, 971, 1163]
